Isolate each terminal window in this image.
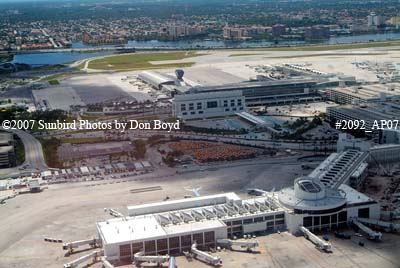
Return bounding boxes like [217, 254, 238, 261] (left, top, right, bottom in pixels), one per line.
[189, 103, 194, 110]
[338, 211, 347, 222]
[243, 218, 253, 224]
[358, 208, 370, 218]
[180, 104, 186, 111]
[207, 101, 218, 108]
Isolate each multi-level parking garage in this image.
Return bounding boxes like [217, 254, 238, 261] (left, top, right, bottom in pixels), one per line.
[307, 150, 369, 189]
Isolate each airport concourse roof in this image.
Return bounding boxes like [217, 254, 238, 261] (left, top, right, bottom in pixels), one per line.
[192, 78, 317, 92]
[97, 214, 226, 245]
[338, 184, 375, 205]
[162, 219, 226, 235]
[127, 192, 241, 216]
[138, 71, 176, 86]
[97, 215, 166, 244]
[278, 186, 346, 211]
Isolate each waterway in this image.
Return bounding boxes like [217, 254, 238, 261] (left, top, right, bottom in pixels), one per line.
[10, 32, 400, 66]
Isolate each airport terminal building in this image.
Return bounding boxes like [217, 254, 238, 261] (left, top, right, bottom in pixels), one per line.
[172, 91, 246, 120]
[97, 193, 286, 261]
[97, 148, 380, 262]
[179, 79, 320, 107]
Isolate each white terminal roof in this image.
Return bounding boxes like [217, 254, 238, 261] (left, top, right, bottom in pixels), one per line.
[138, 71, 176, 87]
[338, 184, 375, 205]
[278, 186, 346, 211]
[97, 215, 167, 244]
[97, 214, 226, 245]
[98, 193, 283, 245]
[127, 192, 241, 216]
[163, 219, 225, 235]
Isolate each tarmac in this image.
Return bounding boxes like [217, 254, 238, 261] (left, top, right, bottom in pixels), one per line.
[0, 157, 399, 268]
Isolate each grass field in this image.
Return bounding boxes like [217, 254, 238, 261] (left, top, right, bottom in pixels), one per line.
[40, 73, 65, 82]
[87, 51, 203, 71]
[14, 138, 25, 165]
[40, 138, 62, 168]
[48, 79, 60, 85]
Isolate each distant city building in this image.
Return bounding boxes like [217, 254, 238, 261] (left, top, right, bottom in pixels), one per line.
[304, 26, 330, 39]
[167, 24, 205, 38]
[223, 27, 243, 39]
[271, 24, 286, 37]
[15, 37, 22, 46]
[367, 12, 384, 27]
[172, 90, 245, 120]
[388, 16, 400, 28]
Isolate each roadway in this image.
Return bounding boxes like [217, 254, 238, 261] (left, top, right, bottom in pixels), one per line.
[0, 128, 47, 178]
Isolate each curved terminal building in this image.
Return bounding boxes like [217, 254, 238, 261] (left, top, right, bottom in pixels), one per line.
[278, 176, 378, 233]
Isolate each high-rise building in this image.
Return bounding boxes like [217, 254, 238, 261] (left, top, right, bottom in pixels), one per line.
[272, 24, 286, 37]
[223, 27, 243, 39]
[304, 26, 330, 39]
[367, 12, 384, 27]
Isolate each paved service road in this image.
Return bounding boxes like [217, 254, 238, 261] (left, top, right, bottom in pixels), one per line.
[0, 128, 47, 178]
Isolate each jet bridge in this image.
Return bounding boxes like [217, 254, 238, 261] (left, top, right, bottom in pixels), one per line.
[351, 218, 382, 241]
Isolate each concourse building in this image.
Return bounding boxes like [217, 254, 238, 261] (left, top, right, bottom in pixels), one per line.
[97, 148, 380, 262]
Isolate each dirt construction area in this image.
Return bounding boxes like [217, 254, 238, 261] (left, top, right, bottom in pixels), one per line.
[0, 158, 399, 268]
